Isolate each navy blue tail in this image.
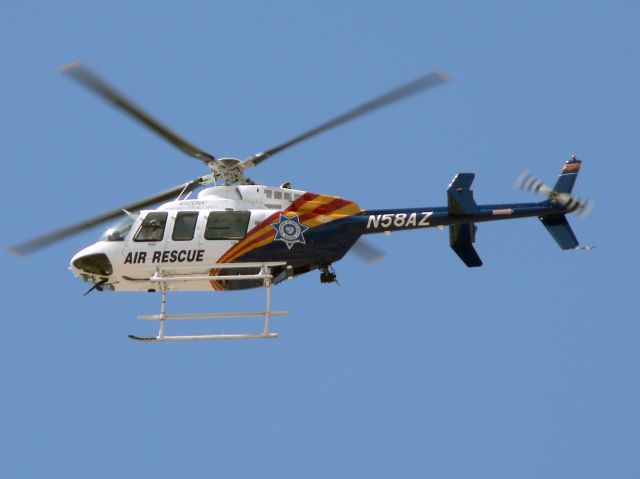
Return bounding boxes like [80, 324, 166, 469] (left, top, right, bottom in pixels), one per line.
[447, 173, 482, 267]
[540, 214, 579, 250]
[541, 156, 583, 249]
[553, 155, 582, 194]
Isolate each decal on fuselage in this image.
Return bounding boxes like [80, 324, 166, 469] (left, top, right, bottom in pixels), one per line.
[124, 249, 205, 264]
[162, 200, 210, 210]
[366, 211, 433, 230]
[271, 214, 310, 250]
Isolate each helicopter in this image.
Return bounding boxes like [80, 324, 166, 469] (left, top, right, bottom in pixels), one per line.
[10, 62, 593, 342]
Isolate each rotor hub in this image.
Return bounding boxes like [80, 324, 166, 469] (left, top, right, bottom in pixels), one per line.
[207, 158, 251, 185]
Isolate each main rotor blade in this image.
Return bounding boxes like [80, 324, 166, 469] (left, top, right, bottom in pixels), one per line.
[61, 61, 216, 164]
[352, 239, 387, 263]
[244, 71, 451, 166]
[9, 177, 205, 256]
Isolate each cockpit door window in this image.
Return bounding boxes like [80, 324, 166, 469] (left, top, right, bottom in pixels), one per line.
[172, 212, 199, 241]
[133, 212, 168, 242]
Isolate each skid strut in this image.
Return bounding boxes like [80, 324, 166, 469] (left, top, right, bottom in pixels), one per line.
[128, 262, 290, 342]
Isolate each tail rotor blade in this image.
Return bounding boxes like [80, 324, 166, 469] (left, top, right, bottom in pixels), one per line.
[578, 198, 595, 218]
[516, 171, 593, 218]
[545, 192, 593, 217]
[516, 171, 553, 196]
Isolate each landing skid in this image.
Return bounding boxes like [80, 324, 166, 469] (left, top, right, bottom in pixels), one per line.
[128, 332, 278, 342]
[129, 262, 289, 342]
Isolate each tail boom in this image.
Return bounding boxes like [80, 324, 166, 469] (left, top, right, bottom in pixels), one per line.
[351, 157, 589, 266]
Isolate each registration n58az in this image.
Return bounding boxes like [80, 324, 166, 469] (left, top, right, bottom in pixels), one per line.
[366, 211, 433, 230]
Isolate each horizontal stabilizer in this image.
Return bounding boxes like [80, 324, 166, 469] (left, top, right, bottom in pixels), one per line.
[448, 173, 480, 215]
[450, 223, 482, 267]
[540, 214, 579, 250]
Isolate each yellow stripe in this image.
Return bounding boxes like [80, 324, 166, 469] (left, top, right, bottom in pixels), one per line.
[215, 194, 363, 265]
[295, 195, 337, 214]
[302, 202, 362, 228]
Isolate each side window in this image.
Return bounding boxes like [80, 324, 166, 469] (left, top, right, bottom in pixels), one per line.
[172, 212, 199, 241]
[204, 211, 250, 240]
[133, 212, 168, 242]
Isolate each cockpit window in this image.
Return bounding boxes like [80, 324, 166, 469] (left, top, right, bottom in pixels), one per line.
[172, 212, 199, 241]
[204, 211, 250, 240]
[133, 212, 168, 242]
[99, 214, 139, 242]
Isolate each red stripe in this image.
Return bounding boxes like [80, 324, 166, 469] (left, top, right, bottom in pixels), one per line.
[227, 197, 355, 261]
[220, 215, 281, 261]
[219, 194, 322, 262]
[299, 197, 352, 221]
[287, 192, 320, 212]
[217, 192, 355, 265]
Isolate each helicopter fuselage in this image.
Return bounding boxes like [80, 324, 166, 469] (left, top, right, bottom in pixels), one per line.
[70, 177, 566, 294]
[70, 183, 363, 292]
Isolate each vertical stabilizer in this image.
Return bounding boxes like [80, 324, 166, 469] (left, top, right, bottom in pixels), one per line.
[553, 155, 582, 194]
[539, 214, 579, 250]
[447, 173, 482, 267]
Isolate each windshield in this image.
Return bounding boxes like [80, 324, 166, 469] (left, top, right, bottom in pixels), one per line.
[99, 214, 139, 242]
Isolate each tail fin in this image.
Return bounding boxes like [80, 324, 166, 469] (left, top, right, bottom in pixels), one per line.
[517, 155, 590, 250]
[518, 156, 592, 216]
[447, 173, 483, 267]
[542, 156, 584, 249]
[553, 155, 581, 194]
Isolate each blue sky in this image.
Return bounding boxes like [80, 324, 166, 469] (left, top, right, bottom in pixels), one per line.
[1, 1, 638, 477]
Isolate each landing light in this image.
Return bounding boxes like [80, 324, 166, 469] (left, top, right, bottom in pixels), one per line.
[72, 253, 113, 276]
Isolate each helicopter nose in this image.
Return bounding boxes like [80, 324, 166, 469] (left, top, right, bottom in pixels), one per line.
[72, 253, 113, 277]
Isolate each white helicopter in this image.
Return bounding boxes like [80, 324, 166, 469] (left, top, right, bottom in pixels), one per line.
[11, 63, 592, 342]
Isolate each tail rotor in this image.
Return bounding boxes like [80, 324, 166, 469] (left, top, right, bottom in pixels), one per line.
[516, 162, 593, 218]
[516, 156, 594, 251]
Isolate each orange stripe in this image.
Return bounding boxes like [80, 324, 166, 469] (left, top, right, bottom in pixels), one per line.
[214, 195, 320, 266]
[219, 223, 277, 263]
[303, 202, 362, 228]
[223, 193, 319, 257]
[209, 191, 362, 287]
[217, 195, 338, 264]
[563, 163, 581, 172]
[289, 192, 321, 210]
[225, 198, 357, 262]
[299, 197, 351, 221]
